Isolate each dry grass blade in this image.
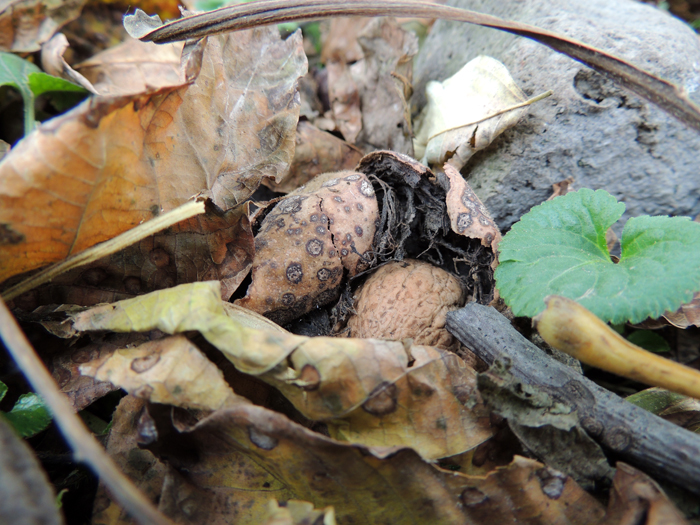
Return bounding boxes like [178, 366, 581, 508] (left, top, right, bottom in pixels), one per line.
[124, 0, 700, 133]
[1, 199, 205, 302]
[0, 299, 175, 525]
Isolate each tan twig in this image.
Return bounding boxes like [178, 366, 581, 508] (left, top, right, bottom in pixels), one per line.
[0, 298, 175, 525]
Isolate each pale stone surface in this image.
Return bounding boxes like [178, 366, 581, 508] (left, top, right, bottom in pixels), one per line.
[413, 0, 700, 233]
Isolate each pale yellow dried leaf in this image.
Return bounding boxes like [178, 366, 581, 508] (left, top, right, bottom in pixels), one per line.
[79, 335, 242, 411]
[414, 55, 530, 170]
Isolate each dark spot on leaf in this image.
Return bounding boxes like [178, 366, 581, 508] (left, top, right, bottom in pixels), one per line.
[248, 426, 278, 450]
[131, 353, 161, 373]
[536, 467, 567, 499]
[457, 212, 472, 232]
[317, 268, 331, 281]
[344, 206, 351, 213]
[341, 249, 348, 257]
[286, 263, 303, 284]
[355, 226, 363, 237]
[333, 196, 343, 203]
[149, 248, 170, 268]
[298, 364, 321, 391]
[362, 382, 397, 416]
[356, 203, 364, 212]
[306, 238, 324, 256]
[282, 293, 295, 306]
[344, 174, 360, 181]
[82, 267, 108, 286]
[0, 224, 24, 245]
[310, 214, 319, 222]
[123, 276, 142, 294]
[316, 226, 326, 235]
[460, 488, 488, 506]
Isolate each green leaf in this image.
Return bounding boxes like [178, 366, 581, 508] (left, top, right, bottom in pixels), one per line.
[0, 52, 41, 135]
[28, 71, 88, 111]
[0, 380, 7, 403]
[495, 188, 700, 324]
[2, 392, 52, 438]
[626, 330, 670, 353]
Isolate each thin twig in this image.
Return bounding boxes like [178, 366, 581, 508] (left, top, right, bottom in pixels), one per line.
[0, 298, 175, 525]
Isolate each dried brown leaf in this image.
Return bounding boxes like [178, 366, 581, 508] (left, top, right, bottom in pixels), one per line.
[603, 462, 689, 525]
[91, 396, 167, 525]
[0, 417, 64, 525]
[75, 38, 183, 96]
[326, 60, 362, 143]
[40, 33, 98, 94]
[0, 27, 305, 286]
[0, 0, 86, 52]
[12, 198, 254, 307]
[79, 335, 244, 411]
[264, 121, 363, 193]
[444, 163, 502, 255]
[351, 17, 417, 155]
[138, 403, 603, 525]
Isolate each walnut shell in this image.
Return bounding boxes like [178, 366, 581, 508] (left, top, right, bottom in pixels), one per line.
[346, 259, 466, 350]
[237, 171, 378, 324]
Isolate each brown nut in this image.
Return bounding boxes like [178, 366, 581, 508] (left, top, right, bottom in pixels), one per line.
[237, 171, 378, 324]
[346, 259, 466, 350]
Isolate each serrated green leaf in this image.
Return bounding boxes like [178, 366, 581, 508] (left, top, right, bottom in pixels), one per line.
[3, 393, 52, 438]
[495, 188, 700, 324]
[0, 380, 7, 403]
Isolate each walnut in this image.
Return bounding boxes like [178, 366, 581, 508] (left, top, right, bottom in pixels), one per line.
[237, 171, 378, 325]
[345, 259, 466, 350]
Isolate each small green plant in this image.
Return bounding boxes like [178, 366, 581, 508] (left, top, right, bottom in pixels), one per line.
[0, 379, 52, 438]
[495, 188, 700, 324]
[0, 52, 88, 136]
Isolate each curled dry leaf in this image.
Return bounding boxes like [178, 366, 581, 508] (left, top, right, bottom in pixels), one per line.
[345, 259, 466, 350]
[72, 281, 491, 459]
[238, 171, 378, 325]
[74, 38, 183, 96]
[0, 26, 306, 286]
[71, 282, 307, 375]
[444, 163, 502, 257]
[264, 121, 363, 193]
[326, 60, 362, 143]
[11, 198, 255, 308]
[603, 462, 690, 525]
[0, 0, 86, 52]
[79, 335, 243, 412]
[137, 403, 603, 525]
[40, 33, 98, 94]
[50, 337, 127, 411]
[351, 17, 417, 155]
[414, 55, 546, 170]
[663, 291, 700, 328]
[91, 396, 167, 525]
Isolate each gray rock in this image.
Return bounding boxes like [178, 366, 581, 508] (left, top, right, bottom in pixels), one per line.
[413, 0, 700, 233]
